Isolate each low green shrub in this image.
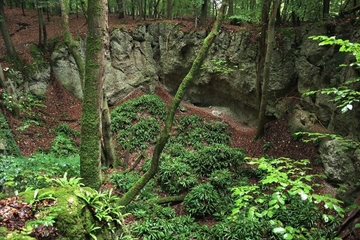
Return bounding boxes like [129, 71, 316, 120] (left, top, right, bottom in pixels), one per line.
[110, 172, 140, 193]
[209, 169, 233, 190]
[111, 94, 166, 133]
[53, 124, 80, 138]
[184, 183, 221, 217]
[194, 144, 245, 176]
[132, 215, 211, 239]
[50, 134, 78, 157]
[116, 117, 160, 152]
[158, 155, 198, 194]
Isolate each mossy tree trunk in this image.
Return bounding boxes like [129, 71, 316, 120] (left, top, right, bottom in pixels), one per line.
[101, 92, 118, 168]
[255, 0, 281, 139]
[118, 0, 228, 207]
[80, 0, 109, 189]
[59, 0, 85, 89]
[36, 1, 47, 50]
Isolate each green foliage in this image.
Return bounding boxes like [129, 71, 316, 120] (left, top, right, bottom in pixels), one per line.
[193, 143, 245, 176]
[52, 172, 83, 187]
[0, 154, 80, 193]
[110, 171, 155, 200]
[209, 169, 233, 190]
[305, 36, 360, 114]
[50, 134, 78, 157]
[117, 117, 160, 152]
[110, 171, 140, 193]
[0, 113, 20, 156]
[184, 183, 221, 217]
[111, 94, 167, 133]
[171, 115, 231, 147]
[158, 154, 198, 194]
[132, 215, 211, 240]
[231, 157, 343, 239]
[53, 124, 80, 137]
[2, 91, 45, 118]
[75, 189, 132, 239]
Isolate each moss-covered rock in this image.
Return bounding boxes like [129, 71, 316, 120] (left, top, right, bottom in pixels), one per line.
[18, 186, 117, 240]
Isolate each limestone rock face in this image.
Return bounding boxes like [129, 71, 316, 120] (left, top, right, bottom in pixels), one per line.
[319, 139, 360, 185]
[49, 20, 360, 137]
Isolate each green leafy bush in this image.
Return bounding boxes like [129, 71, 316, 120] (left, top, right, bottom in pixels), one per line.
[158, 155, 198, 194]
[0, 154, 79, 193]
[117, 117, 160, 152]
[53, 124, 80, 138]
[184, 183, 221, 217]
[231, 157, 343, 239]
[50, 134, 78, 157]
[110, 172, 140, 193]
[111, 94, 167, 133]
[209, 169, 233, 190]
[194, 144, 245, 176]
[132, 215, 211, 240]
[171, 115, 231, 147]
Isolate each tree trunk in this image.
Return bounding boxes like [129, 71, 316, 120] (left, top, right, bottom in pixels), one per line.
[0, 0, 19, 61]
[80, 0, 109, 189]
[199, 0, 208, 26]
[118, 0, 228, 207]
[256, 0, 269, 109]
[323, 0, 330, 19]
[59, 0, 85, 89]
[117, 0, 125, 18]
[255, 0, 281, 139]
[37, 3, 47, 49]
[228, 0, 233, 16]
[166, 0, 171, 19]
[101, 93, 118, 168]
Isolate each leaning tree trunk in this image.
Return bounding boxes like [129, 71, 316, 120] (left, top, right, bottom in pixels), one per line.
[80, 0, 109, 189]
[59, 0, 85, 89]
[37, 3, 47, 49]
[255, 0, 281, 139]
[0, 0, 19, 61]
[118, 0, 228, 207]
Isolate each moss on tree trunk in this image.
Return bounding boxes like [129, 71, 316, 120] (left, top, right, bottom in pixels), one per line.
[80, 0, 109, 189]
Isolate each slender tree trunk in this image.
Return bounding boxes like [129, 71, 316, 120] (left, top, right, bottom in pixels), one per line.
[199, 0, 208, 26]
[256, 0, 269, 108]
[166, 0, 171, 19]
[102, 93, 118, 168]
[0, 0, 19, 61]
[37, 4, 47, 49]
[323, 0, 330, 19]
[80, 0, 109, 189]
[118, 0, 228, 207]
[228, 0, 233, 16]
[255, 0, 281, 139]
[59, 0, 85, 89]
[117, 0, 125, 18]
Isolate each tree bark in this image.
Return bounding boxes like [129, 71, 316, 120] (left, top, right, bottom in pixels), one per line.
[37, 2, 47, 49]
[118, 0, 228, 207]
[323, 0, 330, 19]
[256, 0, 269, 109]
[101, 93, 118, 168]
[59, 0, 85, 89]
[255, 0, 281, 139]
[0, 0, 19, 61]
[80, 0, 109, 189]
[199, 0, 208, 26]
